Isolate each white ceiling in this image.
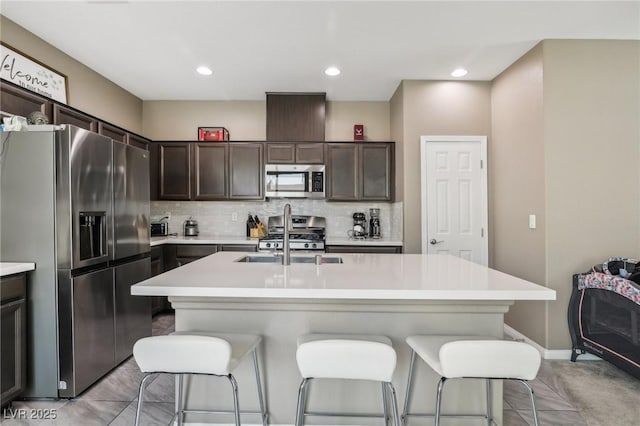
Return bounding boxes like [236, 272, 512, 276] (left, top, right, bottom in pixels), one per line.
[2, 1, 639, 101]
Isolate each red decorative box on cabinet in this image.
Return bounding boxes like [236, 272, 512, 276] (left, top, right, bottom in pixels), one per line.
[198, 127, 229, 141]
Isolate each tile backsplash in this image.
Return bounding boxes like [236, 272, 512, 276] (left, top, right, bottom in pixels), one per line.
[151, 200, 403, 240]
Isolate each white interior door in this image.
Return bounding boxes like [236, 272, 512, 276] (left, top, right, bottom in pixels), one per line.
[421, 136, 488, 265]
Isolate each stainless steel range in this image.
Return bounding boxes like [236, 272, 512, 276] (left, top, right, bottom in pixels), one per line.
[258, 215, 326, 251]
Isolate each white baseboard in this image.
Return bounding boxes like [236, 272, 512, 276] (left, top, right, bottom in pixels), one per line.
[503, 325, 601, 361]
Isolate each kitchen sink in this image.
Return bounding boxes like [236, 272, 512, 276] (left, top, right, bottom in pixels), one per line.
[235, 255, 343, 264]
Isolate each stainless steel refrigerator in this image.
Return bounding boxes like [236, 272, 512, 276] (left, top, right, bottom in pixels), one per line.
[0, 124, 151, 398]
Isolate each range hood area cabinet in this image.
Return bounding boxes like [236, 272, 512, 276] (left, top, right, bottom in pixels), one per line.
[150, 141, 264, 201]
[325, 142, 395, 201]
[266, 93, 326, 141]
[266, 142, 324, 164]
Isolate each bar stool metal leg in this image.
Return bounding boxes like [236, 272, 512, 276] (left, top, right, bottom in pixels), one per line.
[385, 382, 401, 426]
[295, 378, 311, 426]
[401, 349, 416, 425]
[382, 382, 389, 426]
[177, 374, 184, 426]
[519, 379, 540, 426]
[134, 373, 155, 426]
[486, 379, 492, 426]
[252, 348, 268, 426]
[228, 374, 241, 426]
[434, 377, 447, 426]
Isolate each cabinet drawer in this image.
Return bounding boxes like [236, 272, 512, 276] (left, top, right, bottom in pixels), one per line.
[0, 274, 26, 304]
[219, 244, 258, 252]
[175, 245, 218, 258]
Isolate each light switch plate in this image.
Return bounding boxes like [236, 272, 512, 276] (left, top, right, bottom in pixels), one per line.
[529, 214, 536, 229]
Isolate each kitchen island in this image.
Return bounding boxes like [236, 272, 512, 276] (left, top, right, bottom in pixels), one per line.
[132, 252, 555, 425]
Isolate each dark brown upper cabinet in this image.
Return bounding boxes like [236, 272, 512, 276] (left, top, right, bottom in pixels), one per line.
[325, 143, 359, 200]
[193, 143, 228, 200]
[158, 143, 191, 200]
[0, 81, 52, 121]
[127, 133, 150, 151]
[229, 142, 264, 199]
[266, 142, 324, 164]
[266, 93, 325, 141]
[325, 142, 394, 201]
[53, 104, 98, 132]
[152, 142, 263, 201]
[98, 122, 127, 143]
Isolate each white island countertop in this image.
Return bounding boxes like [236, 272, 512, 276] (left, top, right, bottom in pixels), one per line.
[132, 252, 555, 301]
[0, 262, 36, 277]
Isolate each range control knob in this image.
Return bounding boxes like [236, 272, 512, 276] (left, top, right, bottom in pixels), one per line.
[266, 242, 271, 248]
[312, 243, 317, 248]
[304, 243, 309, 248]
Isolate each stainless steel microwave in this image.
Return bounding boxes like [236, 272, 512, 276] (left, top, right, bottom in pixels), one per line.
[265, 164, 325, 199]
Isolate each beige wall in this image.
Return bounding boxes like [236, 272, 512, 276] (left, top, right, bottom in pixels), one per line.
[400, 81, 492, 253]
[142, 100, 390, 141]
[0, 16, 143, 133]
[491, 44, 548, 346]
[543, 40, 640, 349]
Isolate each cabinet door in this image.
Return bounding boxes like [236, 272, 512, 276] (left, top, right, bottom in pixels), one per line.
[193, 143, 228, 200]
[159, 143, 191, 200]
[229, 143, 264, 200]
[0, 297, 26, 407]
[0, 81, 52, 121]
[360, 143, 393, 201]
[266, 143, 295, 163]
[325, 143, 358, 200]
[127, 133, 149, 150]
[53, 104, 97, 132]
[296, 143, 324, 164]
[98, 122, 127, 143]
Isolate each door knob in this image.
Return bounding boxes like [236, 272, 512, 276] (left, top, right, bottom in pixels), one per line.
[429, 239, 443, 245]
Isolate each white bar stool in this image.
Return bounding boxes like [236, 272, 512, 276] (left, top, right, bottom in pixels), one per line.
[401, 335, 541, 426]
[133, 331, 268, 426]
[295, 333, 401, 426]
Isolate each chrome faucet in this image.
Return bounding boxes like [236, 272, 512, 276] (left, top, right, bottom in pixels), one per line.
[282, 203, 292, 265]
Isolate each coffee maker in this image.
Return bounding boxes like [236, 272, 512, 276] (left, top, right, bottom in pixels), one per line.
[352, 212, 367, 239]
[369, 208, 381, 239]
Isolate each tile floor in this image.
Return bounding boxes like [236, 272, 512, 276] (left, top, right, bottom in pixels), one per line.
[2, 313, 586, 426]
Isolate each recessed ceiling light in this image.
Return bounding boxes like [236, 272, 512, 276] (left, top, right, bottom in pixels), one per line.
[196, 66, 213, 76]
[451, 68, 468, 78]
[325, 66, 341, 76]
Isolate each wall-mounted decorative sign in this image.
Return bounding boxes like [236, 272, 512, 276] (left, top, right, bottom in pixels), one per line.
[1, 42, 68, 104]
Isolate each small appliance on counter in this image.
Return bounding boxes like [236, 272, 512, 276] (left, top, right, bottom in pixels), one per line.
[150, 218, 169, 237]
[183, 217, 199, 236]
[349, 212, 367, 239]
[369, 208, 381, 239]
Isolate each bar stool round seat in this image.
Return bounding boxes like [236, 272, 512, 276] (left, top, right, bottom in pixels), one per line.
[402, 335, 542, 426]
[133, 331, 267, 426]
[295, 333, 401, 426]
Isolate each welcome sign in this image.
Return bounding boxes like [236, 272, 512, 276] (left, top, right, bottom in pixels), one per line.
[1, 43, 68, 104]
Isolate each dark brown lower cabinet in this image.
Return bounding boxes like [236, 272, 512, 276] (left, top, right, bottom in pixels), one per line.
[1, 273, 27, 408]
[150, 246, 169, 315]
[219, 244, 258, 252]
[325, 245, 403, 254]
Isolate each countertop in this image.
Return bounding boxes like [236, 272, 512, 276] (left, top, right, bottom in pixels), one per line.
[0, 262, 36, 277]
[132, 252, 556, 301]
[150, 235, 403, 247]
[151, 235, 259, 246]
